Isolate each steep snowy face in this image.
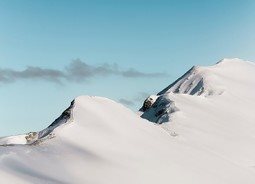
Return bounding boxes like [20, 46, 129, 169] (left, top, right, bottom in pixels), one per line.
[158, 65, 223, 97]
[141, 58, 255, 123]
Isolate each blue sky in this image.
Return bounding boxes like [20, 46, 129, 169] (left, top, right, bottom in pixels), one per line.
[1, 0, 255, 136]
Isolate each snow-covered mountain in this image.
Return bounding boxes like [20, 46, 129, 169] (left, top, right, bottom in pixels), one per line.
[1, 58, 255, 184]
[141, 58, 255, 123]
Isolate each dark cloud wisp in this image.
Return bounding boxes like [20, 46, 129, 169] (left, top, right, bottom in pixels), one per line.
[118, 92, 151, 107]
[118, 98, 136, 106]
[0, 67, 65, 83]
[0, 59, 168, 84]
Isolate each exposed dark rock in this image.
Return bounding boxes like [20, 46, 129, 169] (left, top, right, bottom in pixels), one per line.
[141, 95, 179, 124]
[37, 99, 75, 140]
[141, 97, 155, 112]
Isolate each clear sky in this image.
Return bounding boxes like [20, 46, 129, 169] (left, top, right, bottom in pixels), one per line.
[1, 0, 255, 136]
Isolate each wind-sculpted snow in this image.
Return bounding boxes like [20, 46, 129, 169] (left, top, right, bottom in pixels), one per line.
[1, 58, 255, 184]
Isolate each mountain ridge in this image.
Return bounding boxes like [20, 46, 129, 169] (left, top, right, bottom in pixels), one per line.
[1, 58, 255, 184]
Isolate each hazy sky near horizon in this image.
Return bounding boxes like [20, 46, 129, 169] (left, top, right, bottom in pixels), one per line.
[1, 0, 255, 136]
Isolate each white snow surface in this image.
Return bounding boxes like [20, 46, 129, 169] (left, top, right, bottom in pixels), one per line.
[1, 58, 255, 184]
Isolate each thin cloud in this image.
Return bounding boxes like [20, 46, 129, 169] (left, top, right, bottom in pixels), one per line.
[65, 59, 119, 82]
[118, 92, 151, 107]
[122, 69, 167, 78]
[0, 59, 168, 84]
[118, 98, 135, 106]
[133, 92, 151, 101]
[0, 67, 65, 84]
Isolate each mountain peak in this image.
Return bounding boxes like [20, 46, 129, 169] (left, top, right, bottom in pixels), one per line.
[214, 58, 255, 69]
[158, 58, 255, 97]
[141, 58, 255, 124]
[216, 58, 243, 64]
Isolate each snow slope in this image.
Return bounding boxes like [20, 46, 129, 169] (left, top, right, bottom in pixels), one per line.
[1, 58, 255, 184]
